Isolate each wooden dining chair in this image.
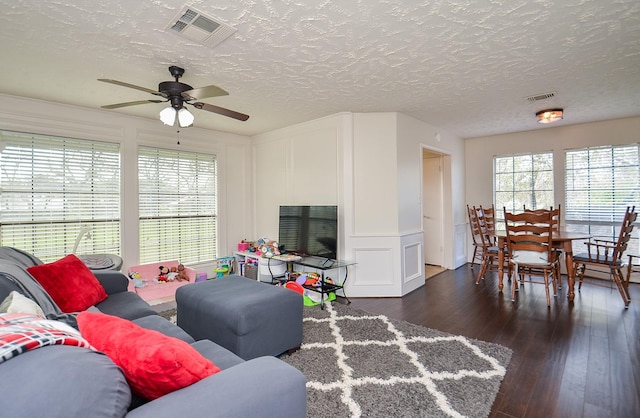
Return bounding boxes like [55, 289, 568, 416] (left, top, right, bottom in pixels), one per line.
[472, 206, 510, 284]
[479, 204, 497, 245]
[504, 208, 559, 306]
[467, 205, 484, 268]
[572, 206, 637, 308]
[522, 205, 562, 287]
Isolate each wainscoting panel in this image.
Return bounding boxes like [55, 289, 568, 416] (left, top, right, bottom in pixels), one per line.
[454, 222, 468, 268]
[352, 248, 394, 287]
[403, 241, 422, 284]
[401, 232, 425, 295]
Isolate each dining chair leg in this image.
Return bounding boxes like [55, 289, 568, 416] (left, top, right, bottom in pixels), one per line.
[511, 265, 518, 302]
[576, 264, 585, 290]
[544, 271, 551, 307]
[613, 268, 631, 307]
[471, 246, 478, 268]
[554, 253, 563, 290]
[475, 255, 490, 284]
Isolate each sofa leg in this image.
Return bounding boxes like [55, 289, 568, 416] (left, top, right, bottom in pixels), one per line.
[286, 347, 301, 356]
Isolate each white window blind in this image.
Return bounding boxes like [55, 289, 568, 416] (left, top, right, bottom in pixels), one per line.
[494, 152, 554, 219]
[565, 144, 639, 253]
[138, 146, 217, 264]
[0, 131, 121, 262]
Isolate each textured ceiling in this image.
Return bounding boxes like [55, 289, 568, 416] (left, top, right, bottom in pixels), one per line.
[0, 0, 639, 138]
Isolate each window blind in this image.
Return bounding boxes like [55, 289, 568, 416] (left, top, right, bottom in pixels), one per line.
[0, 131, 121, 262]
[494, 152, 554, 219]
[565, 144, 639, 253]
[138, 146, 217, 264]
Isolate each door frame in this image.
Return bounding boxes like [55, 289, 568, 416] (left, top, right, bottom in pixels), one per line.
[421, 146, 451, 269]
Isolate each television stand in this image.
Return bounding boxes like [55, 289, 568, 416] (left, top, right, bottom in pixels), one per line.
[290, 256, 356, 309]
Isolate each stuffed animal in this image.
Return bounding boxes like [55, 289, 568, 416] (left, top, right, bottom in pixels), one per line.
[176, 263, 189, 282]
[158, 265, 170, 282]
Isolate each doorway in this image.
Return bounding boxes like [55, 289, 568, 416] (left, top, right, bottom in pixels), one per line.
[422, 149, 445, 276]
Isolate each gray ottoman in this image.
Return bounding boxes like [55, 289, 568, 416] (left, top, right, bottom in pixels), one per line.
[176, 275, 303, 360]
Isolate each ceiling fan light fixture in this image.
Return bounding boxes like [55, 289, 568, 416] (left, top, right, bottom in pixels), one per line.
[536, 108, 564, 124]
[159, 106, 177, 126]
[178, 108, 195, 127]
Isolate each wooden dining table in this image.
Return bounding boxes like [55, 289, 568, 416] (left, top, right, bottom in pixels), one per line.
[495, 230, 591, 301]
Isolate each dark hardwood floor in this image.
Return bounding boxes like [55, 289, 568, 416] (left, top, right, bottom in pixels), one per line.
[348, 264, 640, 418]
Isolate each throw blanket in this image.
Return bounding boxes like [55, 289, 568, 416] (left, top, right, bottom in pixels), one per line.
[0, 260, 78, 328]
[0, 313, 93, 364]
[0, 246, 44, 268]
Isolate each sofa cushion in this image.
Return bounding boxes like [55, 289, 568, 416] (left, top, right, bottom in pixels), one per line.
[132, 315, 195, 343]
[78, 311, 220, 400]
[26, 254, 107, 313]
[0, 291, 45, 316]
[95, 291, 157, 320]
[190, 339, 245, 370]
[0, 345, 131, 418]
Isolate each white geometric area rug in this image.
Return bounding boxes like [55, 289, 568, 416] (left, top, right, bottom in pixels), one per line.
[279, 303, 512, 418]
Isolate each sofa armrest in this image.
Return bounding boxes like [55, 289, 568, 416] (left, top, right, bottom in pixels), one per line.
[92, 270, 129, 295]
[126, 356, 307, 418]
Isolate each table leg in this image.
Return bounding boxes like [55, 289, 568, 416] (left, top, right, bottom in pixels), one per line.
[498, 237, 505, 292]
[564, 242, 576, 301]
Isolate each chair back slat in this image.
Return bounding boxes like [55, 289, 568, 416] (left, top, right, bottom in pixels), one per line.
[503, 209, 554, 264]
[467, 205, 484, 246]
[611, 206, 637, 263]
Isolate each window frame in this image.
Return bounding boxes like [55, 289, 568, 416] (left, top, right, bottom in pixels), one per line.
[493, 151, 555, 220]
[0, 130, 121, 262]
[564, 144, 639, 254]
[137, 146, 218, 265]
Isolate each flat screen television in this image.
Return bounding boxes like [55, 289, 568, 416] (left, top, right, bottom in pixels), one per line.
[278, 205, 338, 260]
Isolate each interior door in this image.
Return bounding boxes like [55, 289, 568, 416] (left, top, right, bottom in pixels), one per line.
[423, 152, 444, 266]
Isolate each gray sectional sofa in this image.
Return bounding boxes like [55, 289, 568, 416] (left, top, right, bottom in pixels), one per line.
[0, 247, 307, 418]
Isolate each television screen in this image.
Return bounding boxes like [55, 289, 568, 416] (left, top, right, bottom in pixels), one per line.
[278, 205, 338, 260]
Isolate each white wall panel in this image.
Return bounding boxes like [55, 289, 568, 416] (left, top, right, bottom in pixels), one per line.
[352, 113, 398, 235]
[291, 127, 339, 203]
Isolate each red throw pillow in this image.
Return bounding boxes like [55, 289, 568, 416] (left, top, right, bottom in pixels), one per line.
[77, 311, 220, 400]
[27, 254, 108, 313]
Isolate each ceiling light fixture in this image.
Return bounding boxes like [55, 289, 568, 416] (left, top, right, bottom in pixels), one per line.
[159, 106, 194, 127]
[159, 107, 177, 125]
[536, 108, 564, 124]
[177, 108, 194, 127]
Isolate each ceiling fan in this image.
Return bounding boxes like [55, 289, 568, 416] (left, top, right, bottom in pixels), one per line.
[98, 66, 249, 126]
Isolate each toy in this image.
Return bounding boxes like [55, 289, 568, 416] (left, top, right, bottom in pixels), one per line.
[176, 263, 189, 282]
[258, 239, 281, 258]
[284, 281, 304, 295]
[128, 271, 147, 288]
[214, 257, 235, 278]
[158, 265, 170, 282]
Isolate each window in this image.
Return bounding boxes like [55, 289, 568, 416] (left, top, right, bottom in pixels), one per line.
[0, 131, 121, 262]
[138, 146, 217, 264]
[565, 144, 639, 254]
[494, 152, 554, 218]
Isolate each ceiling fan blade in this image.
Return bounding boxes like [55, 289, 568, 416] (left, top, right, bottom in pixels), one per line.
[192, 102, 249, 121]
[101, 99, 165, 109]
[182, 85, 229, 101]
[98, 79, 165, 97]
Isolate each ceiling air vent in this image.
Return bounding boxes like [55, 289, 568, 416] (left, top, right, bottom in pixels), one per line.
[525, 92, 556, 103]
[166, 7, 236, 48]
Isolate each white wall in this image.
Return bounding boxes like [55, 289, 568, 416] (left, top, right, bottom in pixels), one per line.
[253, 111, 466, 297]
[0, 93, 253, 271]
[464, 116, 640, 261]
[251, 114, 344, 240]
